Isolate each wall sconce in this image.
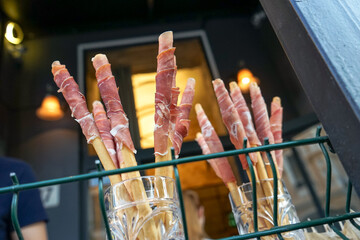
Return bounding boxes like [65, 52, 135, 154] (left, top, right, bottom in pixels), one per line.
[237, 68, 260, 93]
[5, 22, 24, 45]
[36, 95, 64, 121]
[4, 21, 26, 59]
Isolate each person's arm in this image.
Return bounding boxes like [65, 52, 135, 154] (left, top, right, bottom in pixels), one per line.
[11, 221, 48, 240]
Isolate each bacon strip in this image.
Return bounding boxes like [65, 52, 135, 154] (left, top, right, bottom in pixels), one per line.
[92, 101, 118, 168]
[230, 82, 261, 146]
[92, 54, 136, 154]
[270, 97, 283, 177]
[154, 31, 176, 156]
[51, 61, 99, 143]
[171, 78, 196, 157]
[195, 105, 236, 183]
[212, 79, 256, 169]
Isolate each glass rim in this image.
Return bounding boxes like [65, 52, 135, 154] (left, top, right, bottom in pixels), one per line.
[229, 178, 290, 203]
[104, 175, 178, 212]
[105, 175, 175, 192]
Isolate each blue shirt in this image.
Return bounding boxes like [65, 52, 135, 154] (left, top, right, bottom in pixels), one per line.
[0, 157, 48, 240]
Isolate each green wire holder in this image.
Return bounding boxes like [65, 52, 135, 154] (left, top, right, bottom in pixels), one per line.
[1, 126, 360, 240]
[171, 148, 189, 240]
[10, 173, 24, 240]
[243, 139, 259, 240]
[95, 160, 113, 240]
[264, 138, 284, 240]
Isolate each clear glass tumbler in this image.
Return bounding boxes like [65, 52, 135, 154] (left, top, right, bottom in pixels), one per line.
[105, 176, 184, 240]
[229, 179, 305, 240]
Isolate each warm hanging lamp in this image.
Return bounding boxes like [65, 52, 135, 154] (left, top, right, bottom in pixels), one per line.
[237, 68, 259, 93]
[36, 95, 64, 121]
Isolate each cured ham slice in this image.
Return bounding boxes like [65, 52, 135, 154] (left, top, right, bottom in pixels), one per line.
[52, 61, 121, 184]
[169, 87, 181, 147]
[154, 31, 176, 157]
[92, 54, 136, 154]
[250, 82, 279, 178]
[171, 78, 196, 157]
[212, 79, 256, 169]
[92, 101, 118, 168]
[195, 105, 236, 183]
[229, 82, 261, 146]
[93, 54, 159, 239]
[249, 82, 275, 145]
[52, 61, 99, 143]
[270, 97, 283, 177]
[195, 108, 244, 212]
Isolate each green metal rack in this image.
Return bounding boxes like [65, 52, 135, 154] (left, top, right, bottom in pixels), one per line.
[1, 126, 360, 240]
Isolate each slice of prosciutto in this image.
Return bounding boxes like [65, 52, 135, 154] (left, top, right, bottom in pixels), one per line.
[169, 87, 181, 148]
[51, 61, 100, 143]
[195, 105, 236, 183]
[92, 101, 118, 168]
[270, 97, 283, 177]
[212, 79, 256, 169]
[154, 31, 177, 156]
[171, 78, 196, 157]
[249, 83, 277, 167]
[229, 82, 261, 146]
[92, 54, 136, 154]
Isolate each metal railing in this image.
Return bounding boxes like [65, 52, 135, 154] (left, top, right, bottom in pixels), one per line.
[1, 126, 359, 240]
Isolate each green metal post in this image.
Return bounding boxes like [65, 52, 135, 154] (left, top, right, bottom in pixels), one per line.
[172, 148, 189, 240]
[243, 138, 260, 240]
[264, 138, 284, 240]
[345, 175, 360, 231]
[95, 160, 113, 240]
[316, 127, 349, 240]
[10, 173, 24, 240]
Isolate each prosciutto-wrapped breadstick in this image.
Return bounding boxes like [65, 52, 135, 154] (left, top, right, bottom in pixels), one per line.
[195, 132, 243, 206]
[92, 54, 158, 240]
[270, 97, 283, 178]
[171, 78, 196, 158]
[92, 54, 138, 177]
[195, 107, 262, 231]
[213, 80, 276, 219]
[154, 31, 177, 178]
[229, 82, 261, 147]
[51, 61, 121, 184]
[92, 101, 118, 168]
[212, 79, 256, 169]
[229, 81, 275, 191]
[195, 105, 236, 184]
[249, 82, 279, 179]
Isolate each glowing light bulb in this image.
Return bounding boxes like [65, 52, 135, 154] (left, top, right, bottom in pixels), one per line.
[241, 77, 250, 85]
[36, 95, 64, 121]
[237, 68, 260, 93]
[5, 22, 24, 45]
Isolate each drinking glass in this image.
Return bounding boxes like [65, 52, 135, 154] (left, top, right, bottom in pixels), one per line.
[105, 176, 184, 240]
[229, 179, 305, 240]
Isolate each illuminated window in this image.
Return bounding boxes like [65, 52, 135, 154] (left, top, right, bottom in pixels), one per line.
[84, 33, 226, 151]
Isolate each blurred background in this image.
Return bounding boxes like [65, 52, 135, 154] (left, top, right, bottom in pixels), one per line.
[0, 0, 358, 239]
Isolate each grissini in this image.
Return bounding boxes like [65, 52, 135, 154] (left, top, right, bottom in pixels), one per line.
[249, 82, 280, 179]
[171, 78, 196, 158]
[93, 100, 118, 168]
[154, 31, 177, 178]
[51, 61, 121, 185]
[213, 79, 274, 229]
[92, 54, 159, 240]
[270, 97, 284, 178]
